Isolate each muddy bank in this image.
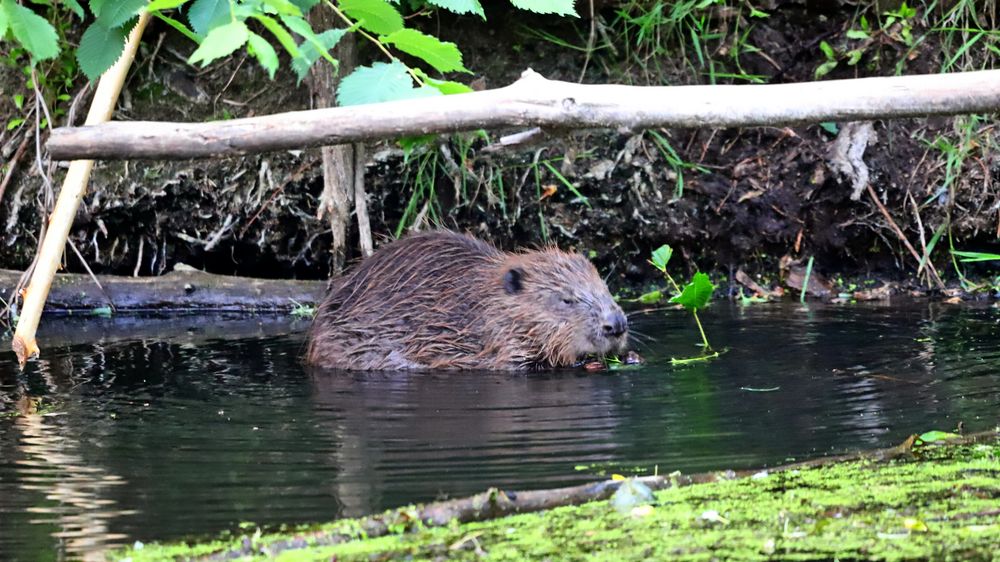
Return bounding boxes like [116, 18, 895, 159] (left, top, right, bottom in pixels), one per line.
[1, 1, 998, 297]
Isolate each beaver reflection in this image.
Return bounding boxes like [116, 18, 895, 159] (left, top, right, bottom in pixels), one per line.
[306, 230, 628, 371]
[307, 368, 621, 516]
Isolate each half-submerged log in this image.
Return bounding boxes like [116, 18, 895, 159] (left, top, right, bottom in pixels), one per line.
[0, 269, 325, 313]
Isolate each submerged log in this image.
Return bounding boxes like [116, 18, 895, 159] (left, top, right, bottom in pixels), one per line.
[0, 268, 326, 313]
[48, 68, 1000, 160]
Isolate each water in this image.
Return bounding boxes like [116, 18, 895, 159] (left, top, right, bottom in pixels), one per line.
[1, 303, 999, 560]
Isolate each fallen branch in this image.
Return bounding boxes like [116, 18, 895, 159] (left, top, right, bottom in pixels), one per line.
[0, 268, 325, 313]
[48, 69, 1000, 161]
[12, 12, 150, 367]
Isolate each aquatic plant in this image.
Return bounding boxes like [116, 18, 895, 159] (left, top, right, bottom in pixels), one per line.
[648, 244, 719, 364]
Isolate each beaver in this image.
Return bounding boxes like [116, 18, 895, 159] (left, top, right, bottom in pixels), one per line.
[305, 230, 629, 371]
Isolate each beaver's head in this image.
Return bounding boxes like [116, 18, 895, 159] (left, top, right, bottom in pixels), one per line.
[498, 249, 629, 366]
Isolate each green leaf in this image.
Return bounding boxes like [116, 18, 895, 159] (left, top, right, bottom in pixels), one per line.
[337, 60, 440, 106]
[263, 0, 303, 15]
[917, 430, 961, 444]
[291, 28, 345, 83]
[397, 133, 436, 157]
[155, 13, 201, 41]
[670, 272, 715, 311]
[279, 14, 335, 64]
[422, 77, 473, 95]
[426, 0, 484, 17]
[814, 60, 837, 79]
[4, 0, 60, 61]
[637, 290, 662, 304]
[7, 117, 24, 130]
[13, 94, 23, 109]
[187, 0, 230, 36]
[845, 29, 869, 40]
[77, 21, 128, 80]
[382, 28, 467, 73]
[508, 0, 577, 16]
[650, 245, 672, 272]
[290, 0, 320, 9]
[62, 0, 85, 18]
[253, 13, 301, 58]
[819, 122, 839, 135]
[340, 0, 403, 35]
[188, 20, 249, 67]
[0, 5, 7, 37]
[89, 0, 108, 18]
[411, 68, 473, 94]
[952, 250, 1000, 263]
[819, 40, 835, 59]
[147, 0, 190, 11]
[96, 0, 146, 28]
[247, 31, 278, 79]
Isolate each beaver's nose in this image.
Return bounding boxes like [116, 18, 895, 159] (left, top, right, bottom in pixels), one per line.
[601, 311, 628, 338]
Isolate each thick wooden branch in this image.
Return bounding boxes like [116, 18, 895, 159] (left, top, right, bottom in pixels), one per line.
[49, 69, 1000, 161]
[0, 268, 325, 313]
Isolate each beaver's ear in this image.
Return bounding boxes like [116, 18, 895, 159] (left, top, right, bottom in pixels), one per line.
[503, 267, 524, 295]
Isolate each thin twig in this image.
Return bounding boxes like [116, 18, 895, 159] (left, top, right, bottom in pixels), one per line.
[578, 0, 597, 83]
[866, 184, 945, 290]
[67, 238, 116, 310]
[0, 128, 33, 205]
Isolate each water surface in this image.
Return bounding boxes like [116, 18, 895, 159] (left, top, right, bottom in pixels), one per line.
[1, 303, 998, 560]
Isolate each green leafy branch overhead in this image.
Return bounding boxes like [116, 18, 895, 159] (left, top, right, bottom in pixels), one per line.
[0, 0, 578, 109]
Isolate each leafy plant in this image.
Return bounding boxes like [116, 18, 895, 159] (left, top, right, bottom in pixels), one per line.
[610, 0, 768, 85]
[1, 0, 577, 105]
[648, 244, 718, 364]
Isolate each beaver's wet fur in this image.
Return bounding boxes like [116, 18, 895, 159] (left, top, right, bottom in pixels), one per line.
[305, 230, 629, 371]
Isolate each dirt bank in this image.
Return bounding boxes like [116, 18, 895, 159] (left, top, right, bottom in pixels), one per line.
[1, 1, 998, 298]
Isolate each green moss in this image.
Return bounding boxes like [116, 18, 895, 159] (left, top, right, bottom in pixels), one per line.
[114, 440, 1000, 562]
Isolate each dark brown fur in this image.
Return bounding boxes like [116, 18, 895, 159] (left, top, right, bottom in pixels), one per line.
[306, 230, 628, 371]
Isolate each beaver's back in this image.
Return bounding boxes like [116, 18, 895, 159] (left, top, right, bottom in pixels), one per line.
[306, 231, 503, 370]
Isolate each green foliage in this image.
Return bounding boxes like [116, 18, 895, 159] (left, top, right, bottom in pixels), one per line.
[650, 245, 672, 272]
[187, 0, 230, 36]
[670, 272, 714, 312]
[382, 29, 467, 74]
[916, 430, 962, 444]
[96, 0, 147, 28]
[425, 0, 483, 17]
[649, 244, 717, 361]
[189, 21, 250, 67]
[951, 250, 1000, 263]
[509, 0, 576, 16]
[2, 0, 578, 116]
[337, 60, 436, 106]
[341, 0, 404, 35]
[610, 0, 767, 85]
[2, 0, 60, 61]
[247, 31, 280, 79]
[77, 21, 128, 78]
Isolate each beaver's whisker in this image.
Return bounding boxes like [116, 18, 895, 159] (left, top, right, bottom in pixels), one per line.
[628, 331, 655, 344]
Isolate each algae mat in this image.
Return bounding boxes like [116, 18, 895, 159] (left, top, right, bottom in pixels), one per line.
[118, 436, 1000, 561]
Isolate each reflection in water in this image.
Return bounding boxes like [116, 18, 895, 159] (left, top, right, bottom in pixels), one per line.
[0, 303, 998, 560]
[14, 408, 134, 561]
[308, 370, 620, 515]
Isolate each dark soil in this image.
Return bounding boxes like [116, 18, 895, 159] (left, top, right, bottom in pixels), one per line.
[1, 1, 999, 298]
